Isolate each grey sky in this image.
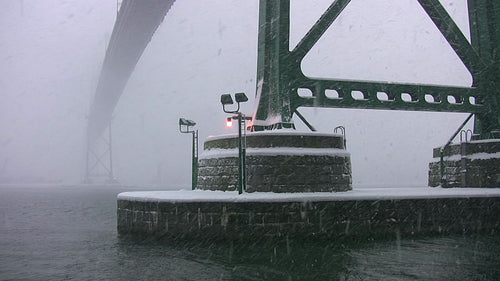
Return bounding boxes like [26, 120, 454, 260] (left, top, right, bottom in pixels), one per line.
[0, 0, 473, 187]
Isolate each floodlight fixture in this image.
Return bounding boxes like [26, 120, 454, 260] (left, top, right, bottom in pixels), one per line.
[221, 92, 248, 114]
[219, 92, 250, 194]
[179, 118, 196, 133]
[234, 92, 248, 103]
[220, 94, 234, 105]
[178, 117, 198, 190]
[179, 118, 196, 127]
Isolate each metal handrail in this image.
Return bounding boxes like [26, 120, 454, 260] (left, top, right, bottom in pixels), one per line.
[459, 129, 473, 143]
[439, 113, 473, 187]
[334, 126, 346, 149]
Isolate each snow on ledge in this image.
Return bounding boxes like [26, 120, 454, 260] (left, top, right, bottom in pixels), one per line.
[468, 138, 500, 144]
[204, 130, 342, 142]
[117, 187, 500, 203]
[431, 151, 500, 162]
[200, 147, 350, 159]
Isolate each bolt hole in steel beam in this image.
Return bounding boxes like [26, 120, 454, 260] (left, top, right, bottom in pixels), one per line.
[376, 92, 392, 101]
[325, 89, 341, 99]
[447, 95, 463, 104]
[401, 93, 418, 102]
[351, 90, 366, 100]
[469, 96, 476, 105]
[298, 88, 314, 97]
[424, 94, 441, 103]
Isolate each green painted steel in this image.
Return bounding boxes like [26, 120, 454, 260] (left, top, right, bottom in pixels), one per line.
[250, 0, 295, 131]
[249, 0, 500, 138]
[467, 0, 500, 138]
[192, 130, 198, 190]
[179, 118, 198, 190]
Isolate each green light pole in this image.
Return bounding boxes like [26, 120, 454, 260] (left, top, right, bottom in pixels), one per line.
[221, 93, 249, 194]
[179, 118, 198, 190]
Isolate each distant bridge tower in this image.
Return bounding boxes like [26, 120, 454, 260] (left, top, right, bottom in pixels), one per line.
[84, 123, 116, 184]
[84, 0, 175, 184]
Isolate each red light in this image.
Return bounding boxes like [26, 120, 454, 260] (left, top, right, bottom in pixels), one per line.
[226, 117, 233, 127]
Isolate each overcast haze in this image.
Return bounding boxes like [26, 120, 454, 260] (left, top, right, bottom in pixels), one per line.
[1, 0, 474, 187]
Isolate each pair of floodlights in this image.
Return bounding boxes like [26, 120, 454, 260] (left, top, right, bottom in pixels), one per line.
[178, 92, 249, 193]
[220, 92, 248, 113]
[179, 92, 248, 128]
[221, 92, 249, 127]
[220, 92, 250, 194]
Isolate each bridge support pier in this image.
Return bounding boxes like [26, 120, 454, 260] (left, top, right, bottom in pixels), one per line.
[197, 132, 351, 193]
[429, 139, 500, 188]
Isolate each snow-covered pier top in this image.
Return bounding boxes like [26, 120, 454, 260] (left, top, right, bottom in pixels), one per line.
[429, 139, 500, 187]
[117, 187, 500, 240]
[197, 131, 352, 192]
[118, 187, 500, 202]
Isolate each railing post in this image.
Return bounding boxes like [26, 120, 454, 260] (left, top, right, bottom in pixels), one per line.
[192, 130, 198, 190]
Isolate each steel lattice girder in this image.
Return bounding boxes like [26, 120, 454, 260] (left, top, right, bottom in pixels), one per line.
[250, 0, 500, 137]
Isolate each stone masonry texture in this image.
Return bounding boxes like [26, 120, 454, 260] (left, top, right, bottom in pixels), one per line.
[117, 197, 500, 240]
[198, 133, 352, 192]
[428, 140, 500, 187]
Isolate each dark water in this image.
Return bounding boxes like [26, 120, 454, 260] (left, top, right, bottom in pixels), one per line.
[1, 184, 499, 281]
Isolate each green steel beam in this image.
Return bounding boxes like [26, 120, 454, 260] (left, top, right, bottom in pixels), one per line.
[249, 0, 500, 138]
[417, 0, 488, 79]
[467, 0, 500, 137]
[250, 0, 294, 130]
[291, 0, 351, 60]
[292, 78, 484, 113]
[468, 0, 492, 63]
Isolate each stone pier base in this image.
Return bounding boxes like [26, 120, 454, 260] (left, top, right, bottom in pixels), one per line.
[428, 139, 500, 187]
[197, 131, 352, 192]
[117, 189, 500, 240]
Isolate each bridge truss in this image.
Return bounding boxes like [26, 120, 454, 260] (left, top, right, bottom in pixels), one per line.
[249, 0, 500, 139]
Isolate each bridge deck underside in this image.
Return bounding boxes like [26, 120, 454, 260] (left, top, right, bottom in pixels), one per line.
[87, 0, 175, 142]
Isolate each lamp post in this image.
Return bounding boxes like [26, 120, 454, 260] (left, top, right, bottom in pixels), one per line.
[220, 93, 249, 194]
[179, 118, 198, 190]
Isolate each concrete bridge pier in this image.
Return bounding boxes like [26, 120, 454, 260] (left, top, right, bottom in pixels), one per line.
[197, 131, 352, 193]
[429, 139, 500, 188]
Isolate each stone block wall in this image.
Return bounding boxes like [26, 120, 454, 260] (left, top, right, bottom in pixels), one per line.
[198, 154, 351, 192]
[117, 197, 500, 240]
[197, 132, 352, 192]
[198, 157, 239, 192]
[245, 154, 351, 192]
[428, 140, 500, 187]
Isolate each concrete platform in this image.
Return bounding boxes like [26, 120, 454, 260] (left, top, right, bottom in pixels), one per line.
[117, 187, 500, 240]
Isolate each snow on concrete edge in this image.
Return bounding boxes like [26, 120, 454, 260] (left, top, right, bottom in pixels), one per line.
[204, 130, 342, 142]
[200, 147, 350, 159]
[117, 187, 500, 203]
[430, 151, 500, 162]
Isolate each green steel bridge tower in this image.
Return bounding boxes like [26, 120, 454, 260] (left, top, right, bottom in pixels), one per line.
[249, 0, 499, 140]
